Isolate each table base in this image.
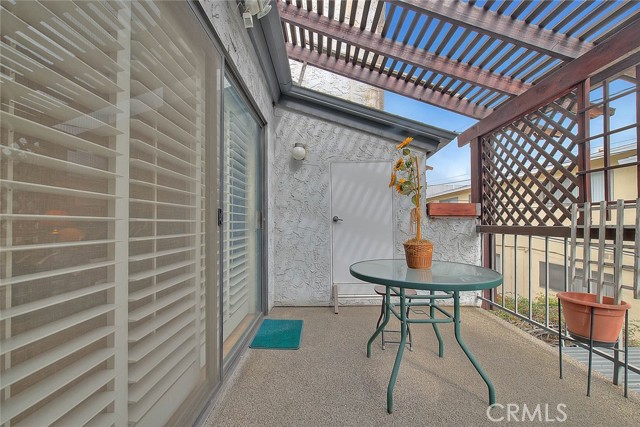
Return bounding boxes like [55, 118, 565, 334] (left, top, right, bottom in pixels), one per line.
[367, 287, 496, 413]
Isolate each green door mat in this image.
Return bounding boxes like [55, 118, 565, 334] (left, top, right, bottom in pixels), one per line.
[250, 319, 303, 350]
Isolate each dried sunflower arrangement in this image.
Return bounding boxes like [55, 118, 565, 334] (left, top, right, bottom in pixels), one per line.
[389, 137, 434, 269]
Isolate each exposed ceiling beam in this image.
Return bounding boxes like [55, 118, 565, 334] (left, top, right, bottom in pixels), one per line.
[279, 3, 530, 96]
[458, 19, 640, 145]
[398, 0, 594, 61]
[288, 45, 491, 119]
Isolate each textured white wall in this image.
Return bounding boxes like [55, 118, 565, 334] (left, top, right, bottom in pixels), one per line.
[199, 0, 274, 116]
[272, 107, 415, 305]
[272, 106, 482, 306]
[425, 217, 482, 305]
[290, 61, 384, 109]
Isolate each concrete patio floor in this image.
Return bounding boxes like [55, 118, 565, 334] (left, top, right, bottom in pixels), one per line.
[203, 306, 639, 426]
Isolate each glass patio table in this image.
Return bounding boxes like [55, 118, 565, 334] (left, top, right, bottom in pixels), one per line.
[350, 259, 503, 413]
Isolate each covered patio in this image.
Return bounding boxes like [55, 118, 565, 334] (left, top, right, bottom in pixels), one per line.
[2, 1, 640, 426]
[204, 306, 638, 426]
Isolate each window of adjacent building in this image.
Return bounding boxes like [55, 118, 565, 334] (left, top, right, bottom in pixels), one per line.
[586, 73, 637, 203]
[539, 262, 614, 296]
[1, 2, 221, 425]
[589, 170, 614, 203]
[440, 197, 458, 203]
[494, 254, 502, 273]
[538, 262, 567, 292]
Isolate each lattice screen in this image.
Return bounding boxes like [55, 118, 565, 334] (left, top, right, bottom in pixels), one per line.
[481, 90, 581, 227]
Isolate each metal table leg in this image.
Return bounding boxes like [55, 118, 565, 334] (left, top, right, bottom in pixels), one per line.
[453, 291, 496, 405]
[368, 286, 391, 358]
[370, 289, 490, 412]
[430, 290, 444, 357]
[376, 293, 386, 350]
[387, 288, 407, 413]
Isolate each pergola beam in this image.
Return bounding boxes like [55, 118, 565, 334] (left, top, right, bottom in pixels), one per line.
[279, 3, 530, 96]
[288, 45, 491, 119]
[397, 0, 593, 62]
[458, 20, 640, 145]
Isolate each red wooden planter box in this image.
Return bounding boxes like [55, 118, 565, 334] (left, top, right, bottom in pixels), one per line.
[427, 202, 479, 218]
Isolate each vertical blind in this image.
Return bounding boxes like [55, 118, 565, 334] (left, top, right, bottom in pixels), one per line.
[0, 1, 218, 426]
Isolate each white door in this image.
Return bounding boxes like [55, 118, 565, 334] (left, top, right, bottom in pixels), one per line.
[331, 161, 394, 296]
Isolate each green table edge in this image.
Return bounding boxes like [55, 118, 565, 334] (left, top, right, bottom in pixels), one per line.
[349, 259, 503, 292]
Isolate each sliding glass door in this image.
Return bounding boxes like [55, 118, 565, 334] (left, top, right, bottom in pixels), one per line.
[0, 2, 221, 425]
[221, 76, 263, 362]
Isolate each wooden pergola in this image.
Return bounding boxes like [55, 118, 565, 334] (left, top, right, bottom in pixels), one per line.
[278, 0, 640, 232]
[277, 1, 640, 306]
[278, 0, 640, 119]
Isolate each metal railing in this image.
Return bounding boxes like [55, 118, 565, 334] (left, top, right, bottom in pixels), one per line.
[479, 232, 640, 379]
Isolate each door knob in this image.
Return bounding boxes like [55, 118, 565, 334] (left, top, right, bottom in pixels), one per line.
[332, 216, 343, 222]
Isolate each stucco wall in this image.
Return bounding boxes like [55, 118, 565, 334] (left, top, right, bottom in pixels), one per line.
[271, 106, 415, 305]
[425, 217, 482, 305]
[290, 61, 384, 110]
[272, 106, 482, 306]
[199, 0, 273, 117]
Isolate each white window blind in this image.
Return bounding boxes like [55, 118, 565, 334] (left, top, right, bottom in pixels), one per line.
[1, 1, 216, 426]
[221, 90, 260, 345]
[1, 2, 122, 426]
[223, 111, 250, 337]
[127, 2, 205, 425]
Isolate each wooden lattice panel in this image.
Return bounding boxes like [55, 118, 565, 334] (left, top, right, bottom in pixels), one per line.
[481, 90, 580, 226]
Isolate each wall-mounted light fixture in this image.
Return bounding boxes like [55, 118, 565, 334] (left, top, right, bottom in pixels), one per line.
[241, 0, 272, 28]
[291, 143, 306, 161]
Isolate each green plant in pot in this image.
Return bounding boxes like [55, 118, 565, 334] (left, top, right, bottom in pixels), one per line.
[388, 137, 433, 269]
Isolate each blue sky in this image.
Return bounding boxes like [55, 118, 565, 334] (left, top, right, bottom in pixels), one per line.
[384, 92, 476, 187]
[379, 1, 639, 187]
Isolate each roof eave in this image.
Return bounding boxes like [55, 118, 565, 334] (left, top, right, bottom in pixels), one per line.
[243, 4, 457, 152]
[280, 86, 457, 154]
[245, 3, 294, 101]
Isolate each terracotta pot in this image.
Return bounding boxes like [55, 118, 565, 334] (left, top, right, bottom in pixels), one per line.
[403, 240, 433, 269]
[557, 292, 631, 345]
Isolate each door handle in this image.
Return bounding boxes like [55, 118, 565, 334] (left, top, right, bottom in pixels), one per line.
[332, 216, 343, 222]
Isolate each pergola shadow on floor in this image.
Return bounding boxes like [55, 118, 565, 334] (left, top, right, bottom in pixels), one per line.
[204, 306, 639, 427]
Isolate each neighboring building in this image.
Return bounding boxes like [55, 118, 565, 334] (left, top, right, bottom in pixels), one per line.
[426, 182, 471, 203]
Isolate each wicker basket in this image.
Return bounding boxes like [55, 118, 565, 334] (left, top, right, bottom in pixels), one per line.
[403, 240, 434, 269]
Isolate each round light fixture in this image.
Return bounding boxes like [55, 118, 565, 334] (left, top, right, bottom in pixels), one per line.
[291, 143, 306, 160]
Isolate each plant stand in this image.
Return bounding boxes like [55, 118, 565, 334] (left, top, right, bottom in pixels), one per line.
[556, 200, 638, 398]
[558, 294, 630, 397]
